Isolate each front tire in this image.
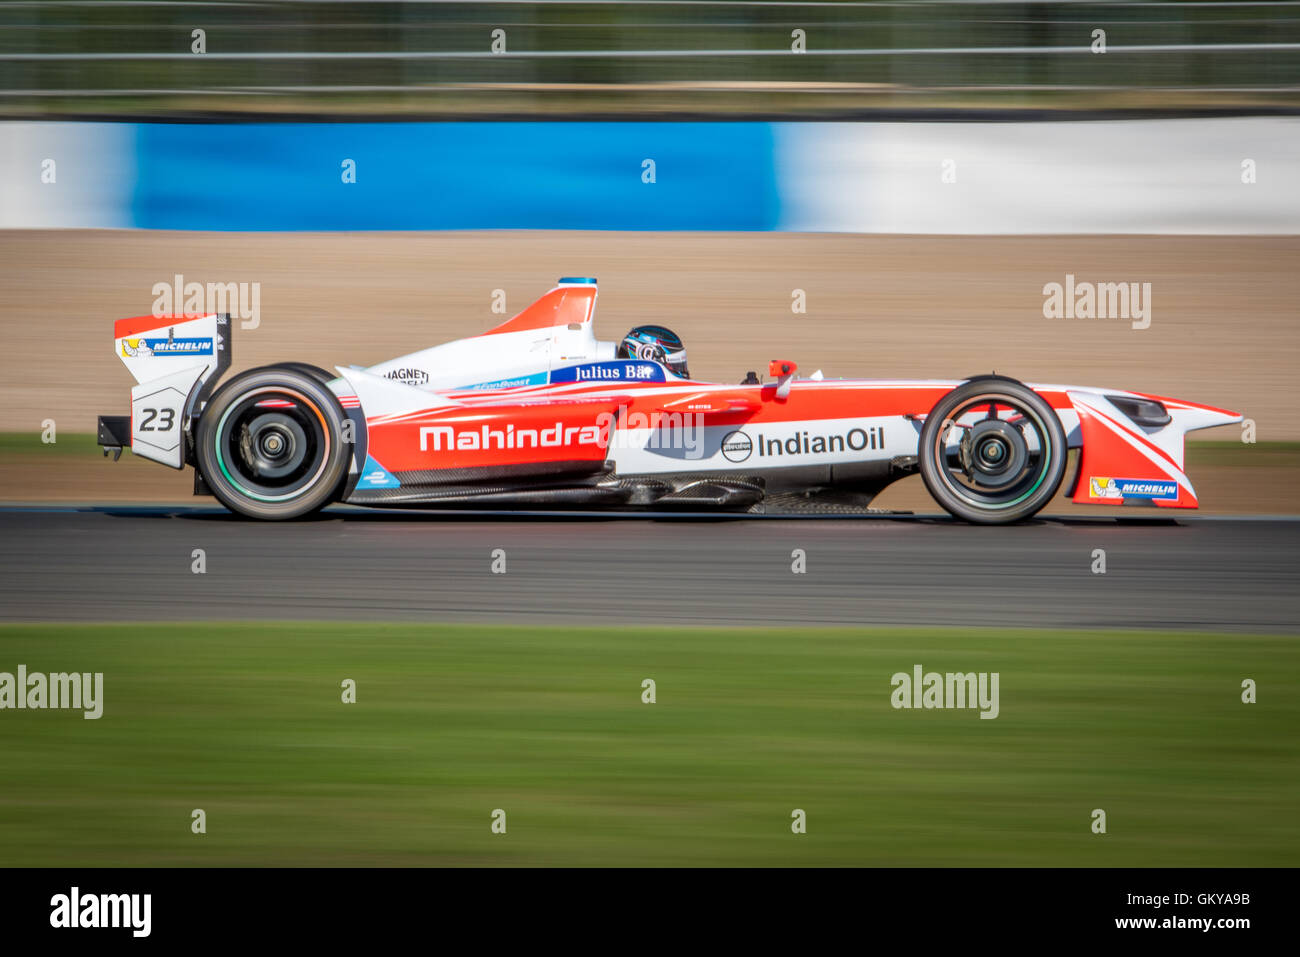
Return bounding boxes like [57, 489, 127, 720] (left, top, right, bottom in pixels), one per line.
[196, 367, 350, 520]
[918, 377, 1068, 524]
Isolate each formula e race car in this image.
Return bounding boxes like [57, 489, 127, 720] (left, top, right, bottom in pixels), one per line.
[98, 278, 1241, 523]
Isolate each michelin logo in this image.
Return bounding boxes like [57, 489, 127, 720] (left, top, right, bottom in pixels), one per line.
[121, 336, 213, 358]
[1089, 476, 1179, 501]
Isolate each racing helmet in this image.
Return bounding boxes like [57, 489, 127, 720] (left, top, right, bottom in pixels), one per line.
[617, 325, 689, 378]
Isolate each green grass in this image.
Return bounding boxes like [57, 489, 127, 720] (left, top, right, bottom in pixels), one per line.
[0, 623, 1296, 867]
[0, 431, 107, 458]
[1185, 440, 1300, 468]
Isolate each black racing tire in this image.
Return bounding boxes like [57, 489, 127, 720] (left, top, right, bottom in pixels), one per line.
[273, 362, 338, 385]
[918, 377, 1068, 524]
[196, 367, 350, 520]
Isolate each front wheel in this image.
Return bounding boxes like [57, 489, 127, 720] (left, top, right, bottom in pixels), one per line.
[196, 367, 350, 520]
[918, 378, 1068, 524]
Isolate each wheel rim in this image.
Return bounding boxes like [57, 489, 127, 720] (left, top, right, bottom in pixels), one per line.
[929, 393, 1055, 511]
[213, 387, 332, 503]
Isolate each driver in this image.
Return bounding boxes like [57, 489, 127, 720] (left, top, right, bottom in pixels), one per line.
[617, 325, 689, 378]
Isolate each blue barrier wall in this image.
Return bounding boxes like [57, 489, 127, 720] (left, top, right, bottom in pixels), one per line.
[131, 122, 781, 231]
[4, 119, 1296, 233]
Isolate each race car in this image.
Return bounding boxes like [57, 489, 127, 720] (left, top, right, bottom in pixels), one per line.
[98, 278, 1241, 523]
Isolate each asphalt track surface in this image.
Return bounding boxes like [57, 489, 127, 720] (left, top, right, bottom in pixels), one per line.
[0, 507, 1296, 631]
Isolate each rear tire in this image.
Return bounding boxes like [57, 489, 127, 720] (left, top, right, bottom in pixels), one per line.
[273, 362, 338, 385]
[196, 367, 349, 520]
[918, 378, 1068, 524]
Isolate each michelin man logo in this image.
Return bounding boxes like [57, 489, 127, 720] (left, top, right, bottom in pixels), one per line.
[1089, 476, 1123, 499]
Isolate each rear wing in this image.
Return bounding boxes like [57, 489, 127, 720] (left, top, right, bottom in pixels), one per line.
[98, 313, 232, 468]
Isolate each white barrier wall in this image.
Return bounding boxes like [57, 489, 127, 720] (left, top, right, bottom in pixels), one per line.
[775, 117, 1300, 234]
[0, 122, 134, 229]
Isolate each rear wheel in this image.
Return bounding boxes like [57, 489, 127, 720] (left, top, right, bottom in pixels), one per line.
[273, 362, 338, 385]
[196, 367, 349, 520]
[918, 378, 1068, 524]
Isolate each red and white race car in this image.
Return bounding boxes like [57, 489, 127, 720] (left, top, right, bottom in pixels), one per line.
[99, 278, 1240, 523]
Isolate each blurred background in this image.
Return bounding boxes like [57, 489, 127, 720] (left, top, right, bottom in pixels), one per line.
[1, 0, 1298, 117]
